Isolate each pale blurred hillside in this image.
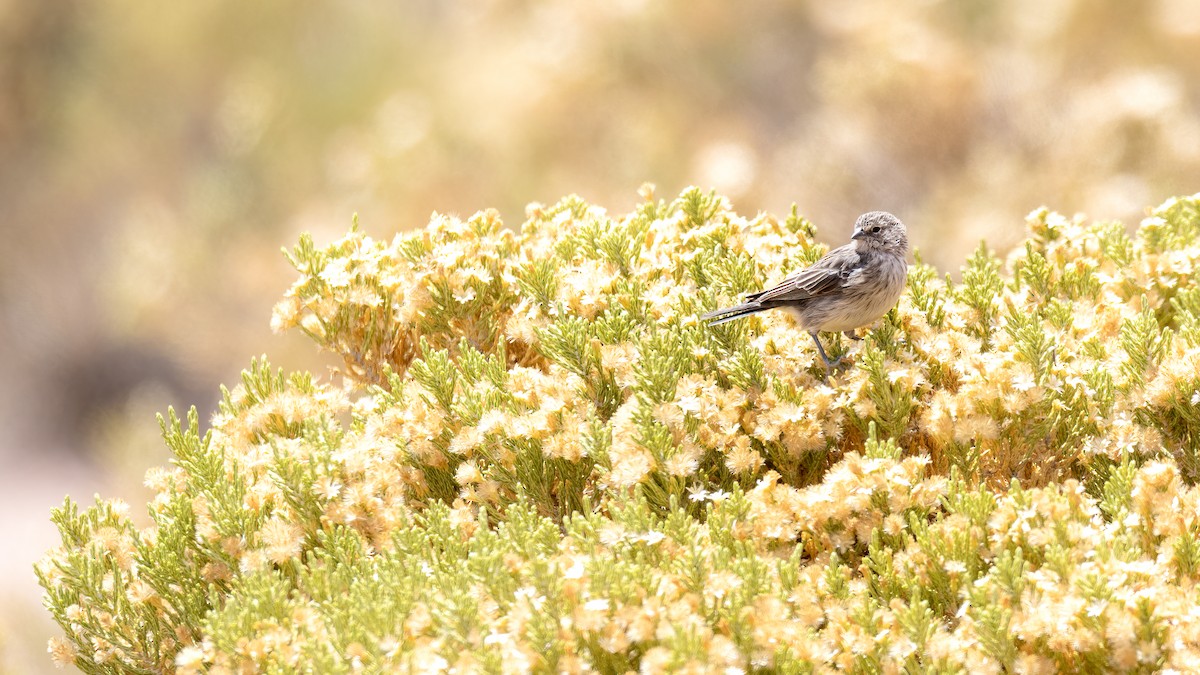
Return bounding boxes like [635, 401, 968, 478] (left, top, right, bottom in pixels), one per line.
[2, 0, 1199, 671]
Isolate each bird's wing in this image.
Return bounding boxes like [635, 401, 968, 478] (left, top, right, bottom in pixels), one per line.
[746, 244, 862, 305]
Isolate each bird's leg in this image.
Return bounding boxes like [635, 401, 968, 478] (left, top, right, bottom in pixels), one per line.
[844, 329, 862, 341]
[809, 331, 841, 372]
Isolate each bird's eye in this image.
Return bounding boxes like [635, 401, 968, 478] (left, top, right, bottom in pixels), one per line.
[870, 226, 881, 233]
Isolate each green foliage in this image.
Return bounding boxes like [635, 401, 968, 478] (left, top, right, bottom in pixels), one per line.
[1120, 301, 1169, 389]
[957, 241, 1004, 349]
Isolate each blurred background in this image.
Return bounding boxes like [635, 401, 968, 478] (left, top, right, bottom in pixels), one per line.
[2, 0, 1199, 670]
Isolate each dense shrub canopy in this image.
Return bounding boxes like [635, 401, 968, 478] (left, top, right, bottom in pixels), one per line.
[39, 190, 1200, 673]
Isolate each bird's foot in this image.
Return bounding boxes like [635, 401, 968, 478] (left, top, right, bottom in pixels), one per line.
[844, 330, 863, 341]
[810, 331, 851, 378]
[820, 356, 849, 376]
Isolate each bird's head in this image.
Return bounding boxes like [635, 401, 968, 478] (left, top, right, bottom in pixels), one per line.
[851, 211, 908, 255]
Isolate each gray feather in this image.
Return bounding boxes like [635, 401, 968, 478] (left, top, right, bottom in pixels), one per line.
[702, 211, 909, 343]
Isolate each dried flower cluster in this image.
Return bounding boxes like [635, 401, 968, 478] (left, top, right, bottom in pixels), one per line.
[39, 190, 1200, 672]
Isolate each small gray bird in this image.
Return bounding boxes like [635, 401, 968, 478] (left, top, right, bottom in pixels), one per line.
[702, 211, 909, 372]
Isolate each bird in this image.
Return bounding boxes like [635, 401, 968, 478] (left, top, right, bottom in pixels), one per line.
[701, 211, 909, 372]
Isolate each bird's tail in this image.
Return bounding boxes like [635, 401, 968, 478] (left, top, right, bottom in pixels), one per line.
[700, 302, 766, 326]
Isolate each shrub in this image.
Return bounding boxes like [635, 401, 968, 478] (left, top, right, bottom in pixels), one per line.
[39, 189, 1200, 672]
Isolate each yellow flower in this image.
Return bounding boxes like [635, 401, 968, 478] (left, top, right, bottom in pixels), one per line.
[319, 258, 354, 288]
[260, 518, 304, 565]
[48, 636, 78, 668]
[174, 646, 208, 674]
[724, 437, 764, 475]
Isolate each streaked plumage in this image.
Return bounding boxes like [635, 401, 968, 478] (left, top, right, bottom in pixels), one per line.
[702, 211, 909, 371]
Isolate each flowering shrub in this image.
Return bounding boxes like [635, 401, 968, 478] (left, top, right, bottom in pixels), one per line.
[39, 189, 1200, 672]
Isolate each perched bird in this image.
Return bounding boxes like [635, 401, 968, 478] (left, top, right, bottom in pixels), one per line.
[701, 211, 909, 372]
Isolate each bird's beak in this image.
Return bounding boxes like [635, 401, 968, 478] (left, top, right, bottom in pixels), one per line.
[851, 229, 866, 240]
